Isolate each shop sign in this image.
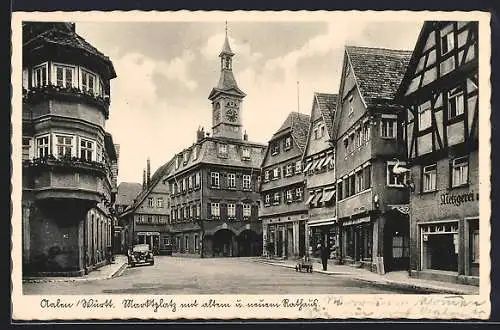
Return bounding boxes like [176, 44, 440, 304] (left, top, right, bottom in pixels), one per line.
[440, 191, 478, 207]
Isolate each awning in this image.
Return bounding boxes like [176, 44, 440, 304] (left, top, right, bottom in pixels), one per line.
[311, 159, 320, 171]
[304, 194, 315, 205]
[322, 190, 336, 203]
[323, 155, 333, 168]
[302, 162, 313, 173]
[342, 216, 371, 227]
[308, 218, 337, 227]
[311, 192, 323, 206]
[315, 157, 326, 170]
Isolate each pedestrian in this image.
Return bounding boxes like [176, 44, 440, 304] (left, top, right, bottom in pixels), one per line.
[320, 244, 329, 271]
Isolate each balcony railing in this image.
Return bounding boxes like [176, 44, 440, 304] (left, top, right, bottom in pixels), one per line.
[23, 154, 106, 176]
[23, 84, 111, 118]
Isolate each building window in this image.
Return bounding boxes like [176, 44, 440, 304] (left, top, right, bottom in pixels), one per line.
[381, 118, 397, 138]
[22, 137, 32, 160]
[387, 161, 407, 187]
[343, 138, 349, 158]
[36, 135, 49, 158]
[188, 205, 193, 218]
[418, 101, 432, 130]
[55, 134, 73, 158]
[423, 164, 437, 192]
[32, 63, 48, 87]
[227, 203, 236, 218]
[441, 30, 455, 55]
[362, 120, 370, 142]
[471, 229, 479, 263]
[271, 143, 280, 155]
[227, 173, 236, 188]
[296, 187, 303, 200]
[147, 215, 153, 224]
[243, 174, 251, 190]
[242, 148, 250, 159]
[53, 64, 75, 88]
[452, 157, 469, 187]
[80, 138, 94, 161]
[286, 190, 293, 202]
[448, 87, 465, 119]
[349, 174, 356, 196]
[273, 192, 280, 205]
[264, 170, 269, 181]
[243, 204, 251, 217]
[196, 204, 201, 218]
[171, 210, 176, 221]
[211, 172, 220, 187]
[273, 167, 280, 180]
[355, 169, 364, 193]
[337, 181, 343, 200]
[295, 161, 302, 173]
[284, 136, 292, 150]
[185, 236, 189, 251]
[183, 152, 189, 164]
[356, 126, 362, 148]
[188, 176, 193, 189]
[157, 198, 164, 208]
[286, 164, 293, 177]
[184, 206, 189, 219]
[195, 172, 201, 187]
[148, 197, 154, 207]
[211, 203, 220, 217]
[265, 194, 270, 205]
[81, 69, 97, 94]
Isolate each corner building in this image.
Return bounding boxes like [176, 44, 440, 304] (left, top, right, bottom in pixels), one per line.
[396, 21, 479, 285]
[165, 31, 266, 257]
[333, 46, 412, 273]
[260, 112, 310, 259]
[21, 22, 118, 276]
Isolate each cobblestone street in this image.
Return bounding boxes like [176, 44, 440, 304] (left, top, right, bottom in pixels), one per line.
[23, 256, 427, 295]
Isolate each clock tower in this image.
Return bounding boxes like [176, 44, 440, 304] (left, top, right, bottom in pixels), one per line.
[208, 23, 246, 140]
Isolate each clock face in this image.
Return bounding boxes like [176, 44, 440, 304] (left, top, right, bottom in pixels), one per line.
[226, 109, 238, 122]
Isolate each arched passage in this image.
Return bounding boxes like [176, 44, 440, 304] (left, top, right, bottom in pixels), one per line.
[236, 229, 261, 257]
[212, 229, 236, 257]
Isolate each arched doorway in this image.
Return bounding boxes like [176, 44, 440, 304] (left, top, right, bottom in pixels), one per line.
[236, 229, 260, 257]
[213, 229, 235, 257]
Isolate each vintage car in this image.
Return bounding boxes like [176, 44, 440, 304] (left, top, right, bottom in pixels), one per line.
[128, 244, 154, 267]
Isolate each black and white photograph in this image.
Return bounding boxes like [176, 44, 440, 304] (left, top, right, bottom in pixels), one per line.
[11, 10, 491, 320]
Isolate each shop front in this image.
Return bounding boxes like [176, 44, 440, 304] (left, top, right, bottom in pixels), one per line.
[264, 218, 306, 259]
[307, 219, 339, 261]
[135, 231, 160, 254]
[341, 216, 373, 269]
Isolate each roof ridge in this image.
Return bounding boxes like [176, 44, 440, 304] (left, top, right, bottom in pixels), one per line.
[346, 45, 414, 53]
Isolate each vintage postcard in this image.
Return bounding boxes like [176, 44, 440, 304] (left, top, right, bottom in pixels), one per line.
[11, 10, 491, 321]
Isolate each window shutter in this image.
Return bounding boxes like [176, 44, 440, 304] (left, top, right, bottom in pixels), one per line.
[251, 205, 258, 219]
[221, 203, 227, 220]
[236, 204, 243, 220]
[207, 203, 212, 217]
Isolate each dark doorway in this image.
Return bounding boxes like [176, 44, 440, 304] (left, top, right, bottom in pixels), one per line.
[428, 234, 458, 271]
[213, 229, 235, 257]
[237, 230, 259, 257]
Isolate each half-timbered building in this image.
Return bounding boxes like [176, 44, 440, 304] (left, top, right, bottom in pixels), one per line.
[396, 21, 479, 285]
[332, 46, 412, 274]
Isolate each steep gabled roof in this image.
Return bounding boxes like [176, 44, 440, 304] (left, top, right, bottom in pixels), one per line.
[314, 93, 338, 137]
[346, 46, 412, 106]
[273, 112, 311, 151]
[120, 157, 175, 216]
[116, 182, 142, 206]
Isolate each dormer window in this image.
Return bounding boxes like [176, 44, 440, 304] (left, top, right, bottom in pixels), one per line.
[218, 143, 228, 156]
[183, 151, 189, 164]
[242, 147, 250, 159]
[54, 63, 76, 88]
[81, 69, 97, 94]
[193, 146, 199, 160]
[271, 143, 280, 155]
[175, 156, 180, 169]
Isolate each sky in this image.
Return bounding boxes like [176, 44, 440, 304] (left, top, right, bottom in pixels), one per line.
[75, 17, 423, 185]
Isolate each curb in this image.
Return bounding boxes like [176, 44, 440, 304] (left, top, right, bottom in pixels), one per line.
[254, 259, 477, 295]
[108, 261, 128, 279]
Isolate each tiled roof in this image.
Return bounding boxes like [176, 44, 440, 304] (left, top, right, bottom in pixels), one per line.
[24, 23, 116, 79]
[346, 46, 412, 106]
[274, 112, 310, 151]
[168, 137, 266, 178]
[314, 93, 338, 137]
[116, 182, 142, 206]
[122, 158, 175, 215]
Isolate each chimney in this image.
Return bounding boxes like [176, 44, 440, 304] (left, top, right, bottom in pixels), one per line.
[196, 126, 205, 142]
[142, 169, 146, 190]
[146, 158, 151, 187]
[243, 130, 248, 141]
